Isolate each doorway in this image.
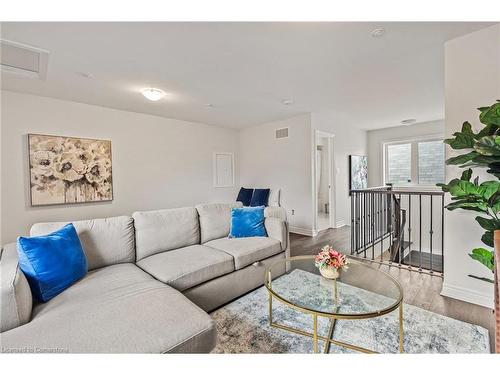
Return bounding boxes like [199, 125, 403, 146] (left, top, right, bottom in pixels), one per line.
[315, 131, 335, 233]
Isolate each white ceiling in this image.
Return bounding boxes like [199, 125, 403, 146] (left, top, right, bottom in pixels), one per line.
[0, 22, 494, 130]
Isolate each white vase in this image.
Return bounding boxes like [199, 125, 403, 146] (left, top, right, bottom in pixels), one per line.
[320, 267, 340, 280]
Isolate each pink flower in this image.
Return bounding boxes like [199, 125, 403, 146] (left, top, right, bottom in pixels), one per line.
[314, 245, 349, 271]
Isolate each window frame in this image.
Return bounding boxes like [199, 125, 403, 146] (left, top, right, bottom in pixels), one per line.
[382, 134, 445, 188]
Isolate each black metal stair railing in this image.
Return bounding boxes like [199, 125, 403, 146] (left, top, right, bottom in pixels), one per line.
[350, 185, 444, 276]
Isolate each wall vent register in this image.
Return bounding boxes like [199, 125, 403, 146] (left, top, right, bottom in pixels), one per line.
[275, 127, 289, 139]
[0, 39, 49, 80]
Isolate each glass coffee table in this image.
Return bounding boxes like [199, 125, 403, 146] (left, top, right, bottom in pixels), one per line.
[265, 255, 404, 353]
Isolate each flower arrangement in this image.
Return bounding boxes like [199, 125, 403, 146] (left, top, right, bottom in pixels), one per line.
[314, 245, 349, 279]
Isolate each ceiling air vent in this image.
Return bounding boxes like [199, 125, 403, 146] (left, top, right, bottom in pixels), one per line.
[275, 127, 289, 140]
[0, 39, 49, 80]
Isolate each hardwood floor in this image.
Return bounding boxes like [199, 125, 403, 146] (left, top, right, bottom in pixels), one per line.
[402, 250, 443, 273]
[290, 226, 496, 352]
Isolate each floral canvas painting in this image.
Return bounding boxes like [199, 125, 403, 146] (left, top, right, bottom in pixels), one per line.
[349, 155, 368, 193]
[28, 134, 113, 205]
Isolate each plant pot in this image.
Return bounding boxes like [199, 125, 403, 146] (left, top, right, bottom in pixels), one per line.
[320, 267, 340, 280]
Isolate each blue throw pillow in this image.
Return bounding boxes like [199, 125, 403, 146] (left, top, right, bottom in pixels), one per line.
[236, 187, 254, 206]
[229, 206, 267, 238]
[17, 223, 88, 302]
[250, 188, 270, 207]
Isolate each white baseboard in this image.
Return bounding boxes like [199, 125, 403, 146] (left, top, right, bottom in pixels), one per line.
[291, 222, 346, 236]
[289, 226, 317, 237]
[335, 220, 346, 228]
[440, 282, 493, 309]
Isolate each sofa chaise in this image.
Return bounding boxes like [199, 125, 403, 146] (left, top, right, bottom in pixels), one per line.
[0, 202, 289, 353]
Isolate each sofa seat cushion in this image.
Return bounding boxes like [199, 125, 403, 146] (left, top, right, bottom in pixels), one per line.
[0, 264, 215, 353]
[204, 237, 282, 270]
[137, 245, 234, 291]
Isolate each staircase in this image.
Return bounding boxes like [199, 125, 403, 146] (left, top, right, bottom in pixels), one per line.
[350, 185, 444, 275]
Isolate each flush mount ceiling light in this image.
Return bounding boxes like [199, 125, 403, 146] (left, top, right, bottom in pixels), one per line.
[371, 28, 386, 38]
[141, 88, 166, 101]
[281, 99, 294, 106]
[401, 118, 417, 125]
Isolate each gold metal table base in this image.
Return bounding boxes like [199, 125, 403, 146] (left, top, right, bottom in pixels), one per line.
[268, 291, 404, 354]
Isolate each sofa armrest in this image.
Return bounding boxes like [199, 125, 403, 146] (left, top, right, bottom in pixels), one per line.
[264, 206, 287, 221]
[1, 243, 32, 332]
[264, 207, 290, 257]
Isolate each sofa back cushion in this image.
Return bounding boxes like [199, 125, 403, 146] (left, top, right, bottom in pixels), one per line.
[133, 207, 200, 261]
[196, 202, 243, 243]
[30, 216, 135, 271]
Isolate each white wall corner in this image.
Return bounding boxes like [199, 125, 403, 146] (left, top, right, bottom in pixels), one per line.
[442, 24, 500, 309]
[335, 220, 346, 228]
[440, 282, 494, 309]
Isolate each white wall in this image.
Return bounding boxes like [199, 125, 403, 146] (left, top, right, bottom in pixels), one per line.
[442, 24, 500, 308]
[239, 112, 368, 235]
[0, 90, 2, 247]
[1, 91, 239, 244]
[239, 113, 313, 234]
[367, 120, 445, 187]
[312, 113, 367, 229]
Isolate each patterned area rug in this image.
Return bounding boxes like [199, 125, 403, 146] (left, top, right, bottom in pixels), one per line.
[210, 270, 490, 353]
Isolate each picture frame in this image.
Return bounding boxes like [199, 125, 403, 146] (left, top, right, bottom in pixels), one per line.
[28, 133, 113, 206]
[349, 155, 368, 194]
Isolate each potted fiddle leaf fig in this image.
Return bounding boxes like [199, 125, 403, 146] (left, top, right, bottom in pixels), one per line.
[438, 100, 500, 283]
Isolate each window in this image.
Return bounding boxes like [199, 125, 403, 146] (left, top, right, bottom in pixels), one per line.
[384, 137, 445, 186]
[386, 143, 411, 184]
[418, 140, 445, 184]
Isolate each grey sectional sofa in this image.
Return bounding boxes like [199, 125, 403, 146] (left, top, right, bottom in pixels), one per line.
[0, 202, 289, 353]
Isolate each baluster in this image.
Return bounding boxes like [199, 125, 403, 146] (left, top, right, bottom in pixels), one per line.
[351, 191, 354, 255]
[388, 193, 393, 265]
[430, 195, 434, 273]
[371, 192, 375, 260]
[441, 194, 445, 274]
[357, 192, 360, 254]
[379, 193, 384, 262]
[399, 193, 403, 267]
[419, 194, 422, 272]
[408, 194, 412, 270]
[363, 192, 367, 258]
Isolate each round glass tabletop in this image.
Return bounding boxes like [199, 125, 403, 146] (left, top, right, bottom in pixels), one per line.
[265, 255, 403, 318]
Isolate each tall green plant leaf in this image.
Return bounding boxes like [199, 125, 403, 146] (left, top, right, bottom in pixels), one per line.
[469, 248, 494, 271]
[475, 216, 500, 231]
[444, 121, 475, 149]
[461, 169, 472, 181]
[481, 231, 494, 247]
[440, 101, 500, 281]
[479, 102, 500, 127]
[474, 136, 500, 156]
[446, 152, 479, 166]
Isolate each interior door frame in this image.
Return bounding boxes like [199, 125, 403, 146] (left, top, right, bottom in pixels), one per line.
[313, 130, 336, 235]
